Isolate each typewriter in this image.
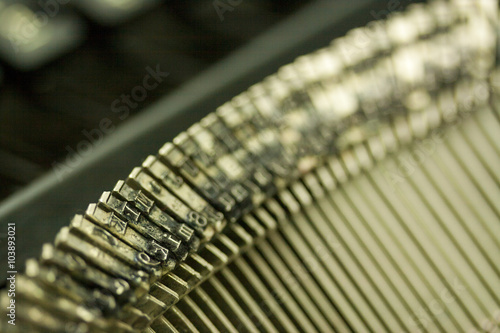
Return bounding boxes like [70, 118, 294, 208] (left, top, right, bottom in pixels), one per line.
[0, 0, 499, 332]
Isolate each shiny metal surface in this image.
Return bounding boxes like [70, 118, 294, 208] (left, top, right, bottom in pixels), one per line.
[1, 0, 499, 332]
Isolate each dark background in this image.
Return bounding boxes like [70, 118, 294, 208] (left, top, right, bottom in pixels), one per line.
[0, 0, 308, 201]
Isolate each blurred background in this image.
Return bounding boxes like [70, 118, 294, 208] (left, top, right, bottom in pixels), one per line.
[0, 0, 312, 202]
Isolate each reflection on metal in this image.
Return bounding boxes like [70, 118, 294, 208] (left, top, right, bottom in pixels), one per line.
[72, 0, 161, 25]
[0, 1, 84, 70]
